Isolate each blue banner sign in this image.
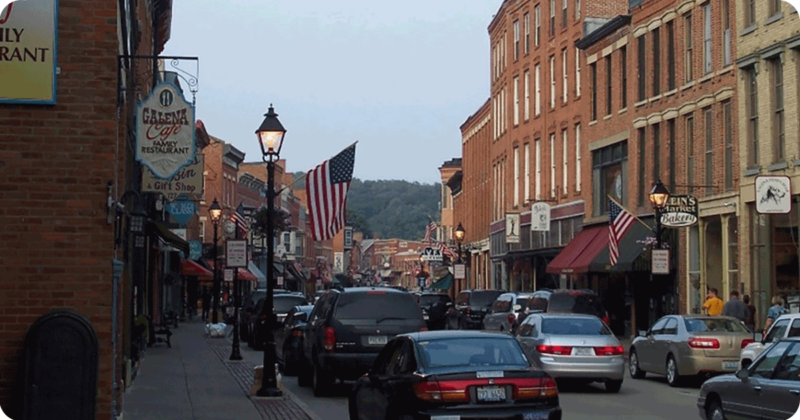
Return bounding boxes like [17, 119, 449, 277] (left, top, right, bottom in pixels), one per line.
[167, 199, 196, 225]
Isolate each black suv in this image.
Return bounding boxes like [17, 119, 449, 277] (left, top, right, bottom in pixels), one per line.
[299, 287, 426, 396]
[417, 292, 452, 330]
[455, 289, 503, 329]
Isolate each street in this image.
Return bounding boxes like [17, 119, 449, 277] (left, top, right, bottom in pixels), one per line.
[237, 343, 702, 420]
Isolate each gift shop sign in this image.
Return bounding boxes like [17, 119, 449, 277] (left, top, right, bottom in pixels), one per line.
[136, 81, 196, 179]
[660, 195, 698, 227]
[142, 154, 204, 200]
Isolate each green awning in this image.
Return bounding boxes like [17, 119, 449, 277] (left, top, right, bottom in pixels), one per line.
[588, 221, 652, 273]
[430, 273, 453, 290]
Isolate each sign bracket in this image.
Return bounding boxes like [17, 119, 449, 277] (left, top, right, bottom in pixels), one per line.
[117, 55, 200, 107]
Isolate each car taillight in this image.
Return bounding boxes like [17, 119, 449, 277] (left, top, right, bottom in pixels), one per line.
[420, 326, 428, 332]
[413, 380, 468, 402]
[602, 315, 610, 325]
[292, 330, 303, 337]
[741, 339, 755, 349]
[515, 376, 559, 400]
[536, 344, 573, 355]
[507, 313, 516, 326]
[594, 346, 625, 356]
[688, 337, 720, 349]
[323, 327, 336, 351]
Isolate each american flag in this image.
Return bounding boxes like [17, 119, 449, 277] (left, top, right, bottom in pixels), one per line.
[608, 199, 635, 266]
[307, 144, 356, 241]
[423, 221, 437, 243]
[230, 209, 249, 236]
[437, 241, 458, 260]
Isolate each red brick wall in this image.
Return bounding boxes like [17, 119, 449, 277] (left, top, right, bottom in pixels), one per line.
[458, 99, 492, 244]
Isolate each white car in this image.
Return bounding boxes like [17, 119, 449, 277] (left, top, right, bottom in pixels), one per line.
[739, 313, 800, 369]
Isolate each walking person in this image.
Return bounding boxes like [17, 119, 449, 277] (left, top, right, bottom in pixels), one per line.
[201, 288, 211, 323]
[702, 288, 724, 316]
[764, 295, 789, 335]
[722, 290, 748, 323]
[743, 294, 756, 332]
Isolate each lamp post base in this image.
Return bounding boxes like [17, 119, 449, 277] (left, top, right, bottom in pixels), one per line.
[255, 387, 283, 397]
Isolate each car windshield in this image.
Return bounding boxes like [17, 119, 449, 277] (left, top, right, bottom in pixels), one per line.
[516, 298, 529, 309]
[684, 318, 749, 333]
[335, 292, 421, 320]
[273, 296, 308, 313]
[419, 295, 449, 307]
[470, 291, 503, 307]
[541, 317, 612, 335]
[548, 293, 604, 317]
[417, 337, 530, 369]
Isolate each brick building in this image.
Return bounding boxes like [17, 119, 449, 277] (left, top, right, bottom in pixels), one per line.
[438, 158, 462, 244]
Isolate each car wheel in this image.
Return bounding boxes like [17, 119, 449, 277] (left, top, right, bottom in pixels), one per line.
[666, 355, 682, 387]
[706, 398, 725, 420]
[313, 360, 333, 397]
[629, 349, 646, 379]
[605, 379, 623, 393]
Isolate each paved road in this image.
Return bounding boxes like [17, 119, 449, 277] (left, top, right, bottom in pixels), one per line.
[239, 343, 702, 420]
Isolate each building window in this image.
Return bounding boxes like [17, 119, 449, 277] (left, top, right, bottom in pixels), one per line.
[590, 62, 597, 120]
[200, 220, 206, 243]
[637, 35, 646, 101]
[535, 64, 542, 116]
[535, 5, 541, 47]
[535, 139, 542, 200]
[514, 146, 520, 206]
[771, 57, 785, 161]
[524, 70, 530, 120]
[620, 46, 627, 108]
[514, 76, 520, 126]
[606, 55, 613, 115]
[746, 66, 758, 167]
[562, 0, 568, 28]
[575, 0, 581, 20]
[550, 134, 556, 198]
[769, 0, 782, 17]
[722, 0, 731, 66]
[562, 48, 568, 104]
[502, 87, 506, 133]
[637, 127, 646, 206]
[549, 55, 556, 109]
[685, 12, 694, 82]
[524, 12, 530, 54]
[703, 4, 712, 75]
[686, 114, 695, 185]
[668, 119, 676, 189]
[514, 20, 520, 61]
[575, 47, 582, 97]
[745, 0, 756, 27]
[653, 27, 661, 96]
[667, 21, 676, 90]
[524, 143, 531, 202]
[550, 0, 555, 36]
[728, 215, 739, 292]
[723, 101, 733, 191]
[562, 129, 568, 195]
[575, 124, 582, 192]
[704, 107, 713, 189]
[653, 123, 661, 182]
[592, 141, 627, 216]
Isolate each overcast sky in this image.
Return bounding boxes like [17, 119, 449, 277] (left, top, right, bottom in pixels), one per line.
[163, 0, 501, 184]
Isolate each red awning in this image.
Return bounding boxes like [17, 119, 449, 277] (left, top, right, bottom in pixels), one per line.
[204, 260, 257, 284]
[181, 259, 213, 277]
[546, 225, 608, 275]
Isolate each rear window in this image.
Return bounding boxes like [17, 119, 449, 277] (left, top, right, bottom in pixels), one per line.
[516, 298, 529, 309]
[541, 317, 612, 335]
[417, 337, 529, 369]
[684, 318, 749, 333]
[528, 296, 549, 312]
[548, 293, 605, 317]
[274, 296, 308, 313]
[419, 295, 450, 307]
[470, 291, 503, 307]
[335, 292, 421, 320]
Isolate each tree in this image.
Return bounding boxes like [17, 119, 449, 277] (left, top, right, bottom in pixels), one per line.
[251, 207, 292, 238]
[346, 209, 372, 238]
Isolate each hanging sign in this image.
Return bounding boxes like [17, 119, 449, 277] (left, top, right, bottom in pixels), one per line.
[189, 240, 202, 260]
[756, 176, 792, 214]
[505, 214, 520, 243]
[531, 202, 551, 232]
[660, 195, 698, 227]
[224, 268, 233, 282]
[454, 264, 466, 280]
[167, 198, 196, 225]
[0, 0, 58, 104]
[226, 240, 247, 268]
[142, 154, 204, 200]
[420, 247, 443, 262]
[652, 249, 670, 274]
[136, 80, 196, 179]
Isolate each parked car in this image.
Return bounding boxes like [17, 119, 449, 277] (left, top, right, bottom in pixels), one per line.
[240, 288, 291, 343]
[417, 292, 452, 330]
[629, 315, 754, 387]
[515, 313, 624, 392]
[698, 337, 800, 420]
[298, 287, 427, 396]
[740, 313, 800, 369]
[250, 293, 309, 350]
[482, 292, 532, 332]
[521, 289, 610, 326]
[455, 289, 504, 330]
[348, 330, 562, 420]
[275, 305, 314, 376]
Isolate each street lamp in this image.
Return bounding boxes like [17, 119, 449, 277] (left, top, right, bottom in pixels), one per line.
[209, 198, 222, 324]
[454, 223, 465, 299]
[648, 180, 671, 249]
[255, 104, 286, 397]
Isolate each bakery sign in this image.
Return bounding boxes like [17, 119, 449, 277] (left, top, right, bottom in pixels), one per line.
[660, 195, 698, 227]
[135, 81, 196, 179]
[756, 176, 792, 214]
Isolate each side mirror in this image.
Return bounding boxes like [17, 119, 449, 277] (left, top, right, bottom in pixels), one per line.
[638, 330, 647, 337]
[735, 369, 750, 381]
[512, 304, 522, 312]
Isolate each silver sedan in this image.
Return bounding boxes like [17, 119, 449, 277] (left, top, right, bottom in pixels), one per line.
[629, 315, 754, 387]
[514, 313, 625, 392]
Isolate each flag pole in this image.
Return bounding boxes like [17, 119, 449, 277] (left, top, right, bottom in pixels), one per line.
[607, 196, 654, 232]
[276, 141, 359, 195]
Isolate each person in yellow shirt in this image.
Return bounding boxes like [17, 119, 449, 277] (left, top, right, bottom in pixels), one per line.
[703, 288, 724, 316]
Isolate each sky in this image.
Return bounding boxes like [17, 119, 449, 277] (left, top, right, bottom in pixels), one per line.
[163, 0, 502, 184]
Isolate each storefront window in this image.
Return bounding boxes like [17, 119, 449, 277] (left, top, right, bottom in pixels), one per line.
[727, 216, 739, 294]
[751, 204, 771, 326]
[560, 218, 573, 246]
[772, 204, 799, 294]
[592, 142, 628, 216]
[549, 221, 560, 247]
[689, 225, 701, 313]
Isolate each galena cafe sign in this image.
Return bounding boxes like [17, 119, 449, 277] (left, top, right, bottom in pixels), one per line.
[136, 81, 196, 179]
[660, 195, 698, 228]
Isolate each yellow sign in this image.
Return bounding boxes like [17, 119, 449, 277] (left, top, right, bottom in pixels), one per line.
[0, 0, 58, 103]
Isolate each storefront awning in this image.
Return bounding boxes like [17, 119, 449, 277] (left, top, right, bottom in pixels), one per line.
[546, 222, 652, 274]
[430, 273, 453, 290]
[149, 221, 190, 256]
[588, 222, 652, 273]
[181, 259, 213, 277]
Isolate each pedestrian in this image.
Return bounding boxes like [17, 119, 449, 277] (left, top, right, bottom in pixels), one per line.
[201, 288, 211, 323]
[743, 294, 756, 332]
[764, 295, 789, 334]
[722, 290, 748, 323]
[702, 288, 724, 316]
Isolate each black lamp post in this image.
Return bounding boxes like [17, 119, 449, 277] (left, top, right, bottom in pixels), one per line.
[648, 180, 671, 249]
[454, 223, 465, 299]
[209, 198, 222, 324]
[255, 104, 286, 397]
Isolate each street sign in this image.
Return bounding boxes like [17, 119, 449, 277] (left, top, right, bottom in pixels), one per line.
[226, 240, 247, 268]
[420, 247, 443, 261]
[167, 198, 196, 225]
[652, 249, 670, 275]
[224, 268, 234, 282]
[454, 264, 466, 280]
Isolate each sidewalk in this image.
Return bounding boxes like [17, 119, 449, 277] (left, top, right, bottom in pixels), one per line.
[123, 319, 317, 420]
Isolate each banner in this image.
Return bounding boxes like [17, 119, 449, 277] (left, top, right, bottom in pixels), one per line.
[0, 0, 58, 104]
[136, 81, 196, 179]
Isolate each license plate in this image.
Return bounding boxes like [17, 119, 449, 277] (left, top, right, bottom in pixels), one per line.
[573, 347, 595, 356]
[523, 413, 550, 420]
[423, 315, 429, 320]
[476, 386, 506, 402]
[722, 361, 739, 370]
[367, 336, 388, 346]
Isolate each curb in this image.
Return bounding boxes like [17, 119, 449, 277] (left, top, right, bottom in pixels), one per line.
[261, 386, 323, 420]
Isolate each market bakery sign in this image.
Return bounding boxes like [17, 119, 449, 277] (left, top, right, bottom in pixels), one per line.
[660, 195, 698, 227]
[136, 81, 196, 179]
